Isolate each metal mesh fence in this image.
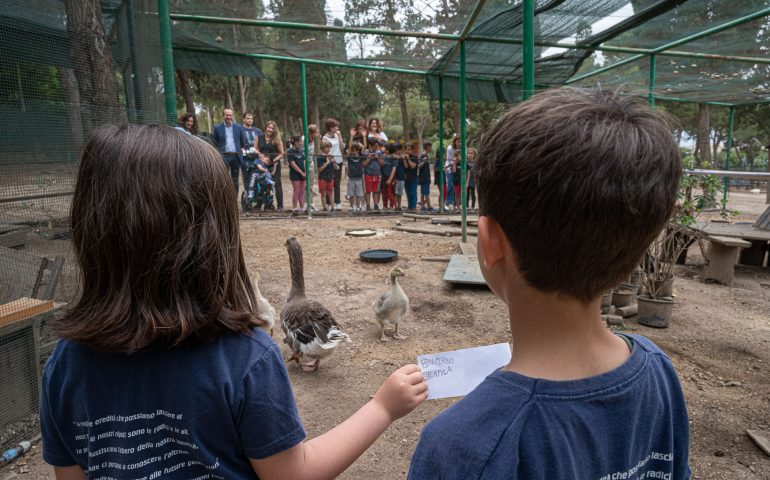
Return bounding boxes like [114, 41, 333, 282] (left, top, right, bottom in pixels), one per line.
[0, 0, 166, 452]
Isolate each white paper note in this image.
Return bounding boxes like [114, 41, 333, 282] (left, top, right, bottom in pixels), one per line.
[417, 343, 512, 400]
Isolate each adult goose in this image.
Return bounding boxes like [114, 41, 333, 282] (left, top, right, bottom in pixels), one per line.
[281, 237, 350, 372]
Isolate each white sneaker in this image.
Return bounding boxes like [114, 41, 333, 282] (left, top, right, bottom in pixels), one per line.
[335, 203, 342, 209]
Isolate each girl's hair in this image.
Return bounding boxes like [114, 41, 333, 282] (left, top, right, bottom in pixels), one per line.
[53, 124, 260, 353]
[265, 120, 283, 146]
[354, 119, 367, 131]
[179, 112, 195, 125]
[452, 135, 462, 147]
[325, 117, 340, 132]
[368, 117, 383, 132]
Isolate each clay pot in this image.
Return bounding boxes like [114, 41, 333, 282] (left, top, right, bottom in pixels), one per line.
[637, 294, 674, 328]
[612, 285, 637, 308]
[601, 291, 613, 314]
[645, 273, 674, 298]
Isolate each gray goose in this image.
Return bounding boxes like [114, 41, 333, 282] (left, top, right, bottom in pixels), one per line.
[281, 237, 350, 372]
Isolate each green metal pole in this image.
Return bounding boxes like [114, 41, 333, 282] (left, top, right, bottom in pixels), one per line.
[157, 0, 176, 125]
[723, 106, 735, 207]
[438, 76, 445, 213]
[301, 62, 311, 220]
[523, 0, 535, 99]
[460, 41, 467, 242]
[648, 54, 655, 107]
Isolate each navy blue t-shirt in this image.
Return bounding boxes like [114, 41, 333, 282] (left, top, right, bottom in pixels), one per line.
[287, 147, 306, 181]
[418, 154, 431, 184]
[41, 328, 305, 479]
[363, 150, 382, 176]
[405, 155, 419, 183]
[381, 156, 396, 179]
[317, 155, 335, 181]
[395, 156, 406, 181]
[409, 334, 691, 480]
[347, 155, 364, 179]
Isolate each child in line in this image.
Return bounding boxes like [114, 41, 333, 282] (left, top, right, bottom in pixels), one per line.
[380, 143, 397, 210]
[404, 141, 419, 213]
[362, 136, 383, 211]
[346, 141, 365, 212]
[451, 151, 463, 211]
[287, 135, 307, 212]
[41, 125, 428, 480]
[317, 138, 338, 211]
[466, 147, 477, 210]
[444, 135, 461, 208]
[418, 142, 433, 211]
[393, 143, 406, 211]
[408, 88, 689, 479]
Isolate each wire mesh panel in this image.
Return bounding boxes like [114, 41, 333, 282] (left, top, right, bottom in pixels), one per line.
[0, 0, 166, 452]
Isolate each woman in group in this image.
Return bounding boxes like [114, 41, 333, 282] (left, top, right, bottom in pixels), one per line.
[320, 118, 345, 209]
[444, 135, 462, 209]
[258, 121, 285, 210]
[367, 117, 388, 142]
[175, 112, 195, 135]
[348, 120, 368, 152]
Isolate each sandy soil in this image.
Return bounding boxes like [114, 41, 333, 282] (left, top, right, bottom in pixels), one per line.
[3, 209, 769, 480]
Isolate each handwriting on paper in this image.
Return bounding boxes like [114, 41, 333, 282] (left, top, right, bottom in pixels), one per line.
[417, 343, 511, 399]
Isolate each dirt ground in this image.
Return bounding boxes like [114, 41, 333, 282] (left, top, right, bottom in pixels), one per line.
[2, 190, 769, 480]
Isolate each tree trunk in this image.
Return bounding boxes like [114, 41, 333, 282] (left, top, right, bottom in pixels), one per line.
[312, 96, 320, 129]
[453, 103, 461, 138]
[64, 0, 121, 133]
[398, 83, 410, 142]
[176, 69, 195, 115]
[238, 75, 247, 115]
[225, 85, 233, 110]
[57, 67, 84, 151]
[696, 104, 711, 167]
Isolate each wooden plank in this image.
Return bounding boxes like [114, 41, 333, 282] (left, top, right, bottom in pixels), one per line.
[0, 298, 54, 327]
[432, 215, 479, 225]
[708, 235, 751, 248]
[443, 254, 487, 286]
[421, 256, 452, 262]
[693, 222, 770, 241]
[394, 225, 479, 237]
[0, 228, 25, 248]
[458, 241, 477, 255]
[756, 205, 770, 231]
[747, 429, 770, 456]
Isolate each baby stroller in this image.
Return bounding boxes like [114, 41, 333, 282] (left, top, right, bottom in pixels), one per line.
[241, 158, 275, 212]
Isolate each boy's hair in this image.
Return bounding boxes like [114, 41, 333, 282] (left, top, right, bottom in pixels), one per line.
[476, 88, 681, 302]
[325, 117, 340, 131]
[385, 143, 397, 154]
[320, 138, 333, 151]
[242, 111, 253, 118]
[394, 142, 403, 151]
[366, 136, 379, 147]
[349, 141, 363, 153]
[54, 125, 260, 352]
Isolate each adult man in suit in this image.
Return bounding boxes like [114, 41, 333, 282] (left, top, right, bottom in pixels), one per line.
[212, 108, 248, 192]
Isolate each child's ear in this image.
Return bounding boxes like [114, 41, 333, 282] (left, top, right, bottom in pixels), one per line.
[478, 216, 506, 269]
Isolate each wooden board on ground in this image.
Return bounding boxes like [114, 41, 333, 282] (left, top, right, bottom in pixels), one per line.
[394, 225, 479, 237]
[0, 298, 54, 327]
[443, 254, 487, 286]
[747, 429, 770, 456]
[755, 205, 770, 231]
[431, 215, 479, 226]
[0, 224, 25, 248]
[459, 241, 477, 255]
[693, 222, 770, 241]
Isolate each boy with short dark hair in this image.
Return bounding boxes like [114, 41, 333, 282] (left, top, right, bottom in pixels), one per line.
[317, 138, 338, 212]
[381, 143, 398, 210]
[408, 88, 690, 479]
[346, 141, 365, 211]
[418, 142, 433, 211]
[363, 136, 384, 211]
[393, 143, 406, 211]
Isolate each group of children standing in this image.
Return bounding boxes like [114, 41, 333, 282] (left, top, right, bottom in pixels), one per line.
[282, 116, 478, 213]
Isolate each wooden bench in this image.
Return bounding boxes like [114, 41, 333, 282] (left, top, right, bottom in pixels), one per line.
[703, 235, 751, 285]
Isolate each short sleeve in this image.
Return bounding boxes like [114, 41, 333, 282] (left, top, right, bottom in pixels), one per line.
[236, 345, 306, 459]
[39, 359, 78, 467]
